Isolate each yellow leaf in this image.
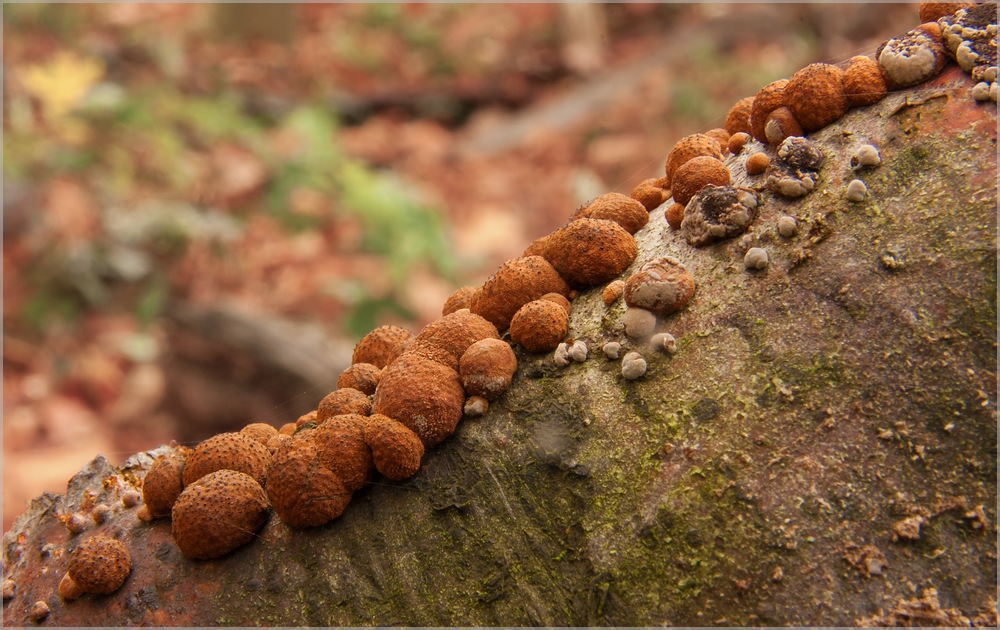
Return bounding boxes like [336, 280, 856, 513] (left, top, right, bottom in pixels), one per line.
[20, 51, 104, 121]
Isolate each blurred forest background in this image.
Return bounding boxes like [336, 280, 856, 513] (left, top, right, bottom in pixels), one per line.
[3, 3, 920, 531]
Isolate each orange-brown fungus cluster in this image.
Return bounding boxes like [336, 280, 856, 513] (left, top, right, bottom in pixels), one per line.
[113, 2, 988, 574]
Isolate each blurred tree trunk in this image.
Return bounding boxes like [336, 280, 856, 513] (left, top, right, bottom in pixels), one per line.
[2, 67, 996, 627]
[559, 4, 607, 76]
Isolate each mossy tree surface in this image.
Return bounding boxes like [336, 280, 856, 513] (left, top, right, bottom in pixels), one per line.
[3, 67, 996, 627]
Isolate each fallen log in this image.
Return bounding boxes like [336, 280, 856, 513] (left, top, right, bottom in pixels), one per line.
[2, 65, 996, 627]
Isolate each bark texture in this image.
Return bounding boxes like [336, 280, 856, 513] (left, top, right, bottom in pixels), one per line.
[2, 66, 996, 627]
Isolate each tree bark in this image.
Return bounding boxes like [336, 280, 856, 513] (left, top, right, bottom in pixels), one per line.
[2, 66, 996, 627]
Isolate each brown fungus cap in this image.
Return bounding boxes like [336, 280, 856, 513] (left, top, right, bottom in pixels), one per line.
[750, 79, 788, 142]
[602, 279, 625, 306]
[372, 352, 465, 448]
[141, 454, 185, 518]
[66, 535, 131, 596]
[241, 423, 278, 446]
[663, 134, 723, 188]
[337, 363, 381, 396]
[412, 309, 500, 366]
[267, 433, 291, 454]
[784, 63, 848, 132]
[182, 431, 271, 488]
[352, 325, 412, 368]
[442, 286, 478, 316]
[510, 299, 569, 353]
[671, 156, 732, 206]
[746, 152, 770, 176]
[724, 96, 754, 136]
[470, 255, 570, 331]
[396, 339, 461, 371]
[570, 192, 650, 235]
[705, 128, 732, 153]
[171, 469, 269, 559]
[313, 414, 374, 492]
[266, 437, 351, 528]
[844, 56, 888, 107]
[630, 179, 667, 212]
[363, 414, 425, 481]
[524, 218, 638, 288]
[317, 388, 372, 422]
[764, 106, 804, 145]
[919, 2, 973, 23]
[727, 132, 751, 155]
[623, 257, 696, 317]
[664, 202, 685, 230]
[459, 338, 518, 400]
[540, 292, 572, 315]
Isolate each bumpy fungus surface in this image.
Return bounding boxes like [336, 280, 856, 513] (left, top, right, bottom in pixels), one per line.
[459, 338, 518, 401]
[171, 470, 269, 559]
[470, 256, 570, 331]
[784, 63, 849, 131]
[509, 299, 569, 353]
[766, 136, 826, 198]
[363, 414, 425, 481]
[623, 257, 696, 316]
[540, 292, 572, 315]
[141, 454, 185, 518]
[313, 414, 375, 492]
[878, 27, 948, 88]
[267, 437, 351, 529]
[681, 185, 759, 247]
[919, 2, 972, 23]
[396, 339, 461, 371]
[663, 134, 724, 187]
[750, 79, 789, 142]
[317, 388, 372, 421]
[182, 432, 271, 488]
[844, 56, 888, 107]
[372, 352, 465, 448]
[337, 363, 382, 396]
[352, 325, 412, 369]
[724, 96, 754, 136]
[240, 423, 278, 446]
[671, 156, 731, 206]
[442, 286, 478, 316]
[524, 219, 638, 288]
[412, 309, 500, 366]
[66, 535, 131, 596]
[630, 179, 667, 212]
[570, 192, 650, 234]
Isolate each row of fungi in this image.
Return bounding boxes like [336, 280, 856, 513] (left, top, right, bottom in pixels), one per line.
[132, 310, 521, 561]
[649, 3, 995, 239]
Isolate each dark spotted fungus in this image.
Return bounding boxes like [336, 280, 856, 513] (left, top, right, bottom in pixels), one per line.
[681, 185, 759, 247]
[172, 469, 269, 559]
